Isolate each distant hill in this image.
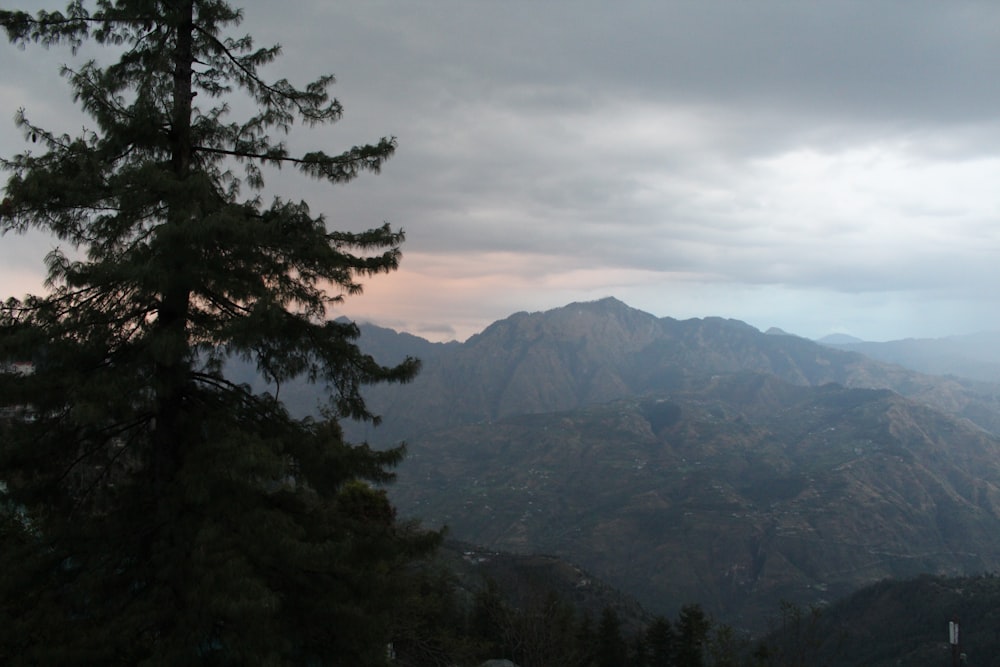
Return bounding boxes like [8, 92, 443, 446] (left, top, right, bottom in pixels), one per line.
[816, 333, 866, 345]
[390, 372, 1000, 631]
[223, 319, 457, 421]
[820, 331, 1000, 384]
[764, 327, 800, 337]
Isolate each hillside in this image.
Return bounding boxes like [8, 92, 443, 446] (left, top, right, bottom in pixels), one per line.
[435, 540, 650, 634]
[389, 372, 1000, 631]
[801, 573, 1000, 666]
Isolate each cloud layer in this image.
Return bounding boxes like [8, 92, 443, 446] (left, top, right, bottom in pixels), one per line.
[4, 1, 1000, 341]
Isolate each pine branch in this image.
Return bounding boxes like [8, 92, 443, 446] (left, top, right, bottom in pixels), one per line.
[192, 23, 339, 124]
[192, 140, 397, 183]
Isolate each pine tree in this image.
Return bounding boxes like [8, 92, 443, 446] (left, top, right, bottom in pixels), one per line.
[645, 615, 677, 667]
[676, 604, 712, 667]
[0, 2, 437, 664]
[595, 606, 628, 667]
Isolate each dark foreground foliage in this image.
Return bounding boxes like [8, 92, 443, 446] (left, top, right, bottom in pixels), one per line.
[796, 573, 1000, 667]
[0, 2, 438, 664]
[390, 545, 838, 667]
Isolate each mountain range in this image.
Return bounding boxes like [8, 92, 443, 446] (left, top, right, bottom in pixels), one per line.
[234, 297, 1000, 631]
[343, 298, 1000, 445]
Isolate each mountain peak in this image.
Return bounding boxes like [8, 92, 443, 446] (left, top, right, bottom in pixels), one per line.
[532, 296, 646, 320]
[817, 333, 866, 344]
[469, 297, 656, 342]
[569, 295, 631, 310]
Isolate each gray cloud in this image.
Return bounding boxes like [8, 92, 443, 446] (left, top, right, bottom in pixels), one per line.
[5, 1, 1000, 341]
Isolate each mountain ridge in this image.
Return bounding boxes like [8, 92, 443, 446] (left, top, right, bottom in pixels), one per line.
[344, 298, 1000, 445]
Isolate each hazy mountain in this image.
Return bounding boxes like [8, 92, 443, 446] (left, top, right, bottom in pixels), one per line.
[223, 319, 457, 420]
[821, 331, 1000, 383]
[816, 333, 866, 345]
[354, 320, 460, 366]
[349, 298, 1000, 444]
[389, 372, 1000, 631]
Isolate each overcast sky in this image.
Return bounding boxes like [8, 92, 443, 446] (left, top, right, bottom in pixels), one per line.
[4, 1, 1000, 342]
